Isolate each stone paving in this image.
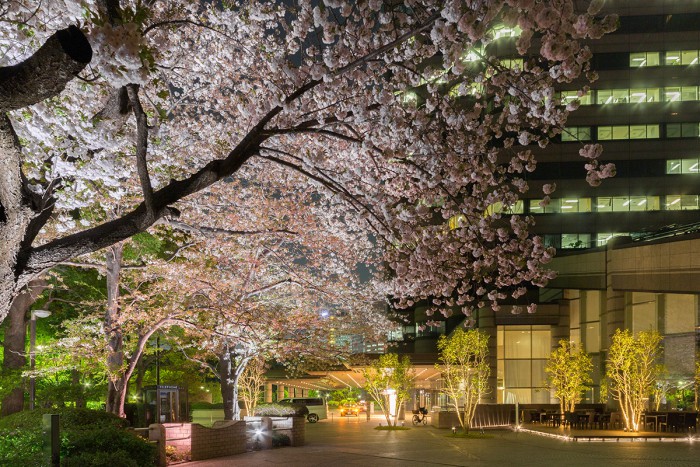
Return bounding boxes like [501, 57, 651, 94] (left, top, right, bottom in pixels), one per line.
[180, 415, 700, 467]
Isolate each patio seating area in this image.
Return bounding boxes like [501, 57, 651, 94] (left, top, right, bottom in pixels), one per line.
[521, 407, 697, 439]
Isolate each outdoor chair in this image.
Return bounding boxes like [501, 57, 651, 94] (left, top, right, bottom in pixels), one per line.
[595, 413, 611, 430]
[665, 412, 684, 432]
[609, 412, 622, 429]
[683, 412, 697, 433]
[564, 412, 580, 429]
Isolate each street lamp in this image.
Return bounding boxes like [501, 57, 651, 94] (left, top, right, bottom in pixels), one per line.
[29, 309, 51, 410]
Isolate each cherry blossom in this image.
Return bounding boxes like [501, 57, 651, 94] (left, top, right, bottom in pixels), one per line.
[0, 1, 617, 327]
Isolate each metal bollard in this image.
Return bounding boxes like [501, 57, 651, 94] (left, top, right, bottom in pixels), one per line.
[42, 414, 60, 467]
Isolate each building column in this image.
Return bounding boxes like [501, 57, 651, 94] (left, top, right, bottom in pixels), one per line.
[264, 383, 273, 403]
[605, 242, 626, 349]
[477, 308, 498, 404]
[301, 389, 306, 397]
[277, 385, 285, 402]
[293, 387, 298, 398]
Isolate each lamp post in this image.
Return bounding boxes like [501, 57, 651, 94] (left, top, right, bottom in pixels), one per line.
[29, 309, 51, 410]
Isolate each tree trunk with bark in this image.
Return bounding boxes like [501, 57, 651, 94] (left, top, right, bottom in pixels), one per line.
[0, 26, 91, 325]
[218, 346, 252, 421]
[104, 244, 126, 416]
[1, 278, 47, 415]
[219, 347, 234, 421]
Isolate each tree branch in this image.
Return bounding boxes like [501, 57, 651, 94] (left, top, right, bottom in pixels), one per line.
[0, 25, 92, 111]
[161, 219, 297, 238]
[126, 84, 155, 220]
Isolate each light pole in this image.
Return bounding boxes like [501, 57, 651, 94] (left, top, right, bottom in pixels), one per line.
[29, 309, 51, 410]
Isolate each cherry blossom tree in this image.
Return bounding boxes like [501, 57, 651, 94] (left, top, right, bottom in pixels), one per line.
[169, 227, 387, 421]
[1, 1, 617, 332]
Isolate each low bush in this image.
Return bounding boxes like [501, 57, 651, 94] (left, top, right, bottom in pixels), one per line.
[253, 403, 308, 417]
[271, 432, 291, 447]
[0, 408, 156, 466]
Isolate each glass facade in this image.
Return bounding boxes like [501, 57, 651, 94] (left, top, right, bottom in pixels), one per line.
[497, 325, 552, 404]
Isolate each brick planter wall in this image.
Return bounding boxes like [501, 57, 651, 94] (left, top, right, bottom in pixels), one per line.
[191, 421, 246, 461]
[291, 416, 305, 446]
[158, 421, 246, 463]
[163, 422, 192, 455]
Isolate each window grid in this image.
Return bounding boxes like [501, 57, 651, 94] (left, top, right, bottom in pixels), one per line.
[629, 50, 699, 67]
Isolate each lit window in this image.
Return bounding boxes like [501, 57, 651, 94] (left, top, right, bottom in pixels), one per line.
[630, 125, 649, 139]
[561, 234, 591, 249]
[682, 50, 699, 65]
[595, 196, 659, 212]
[501, 58, 524, 70]
[597, 89, 613, 105]
[682, 123, 700, 137]
[665, 51, 681, 66]
[666, 195, 700, 210]
[682, 86, 699, 101]
[561, 127, 592, 142]
[681, 158, 700, 173]
[613, 126, 630, 139]
[597, 125, 659, 140]
[664, 86, 700, 102]
[560, 198, 592, 213]
[630, 88, 660, 103]
[630, 52, 660, 67]
[529, 198, 560, 214]
[559, 90, 592, 105]
[666, 158, 700, 174]
[448, 214, 466, 230]
[667, 123, 700, 138]
[665, 87, 681, 102]
[666, 160, 682, 174]
[596, 233, 629, 246]
[596, 197, 612, 212]
[492, 25, 522, 39]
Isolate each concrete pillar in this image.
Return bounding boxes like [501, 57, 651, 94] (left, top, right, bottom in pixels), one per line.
[277, 385, 285, 402]
[477, 308, 498, 404]
[264, 383, 273, 403]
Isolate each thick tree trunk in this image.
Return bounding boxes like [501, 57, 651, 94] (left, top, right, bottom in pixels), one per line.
[219, 348, 234, 421]
[104, 244, 126, 417]
[1, 278, 47, 415]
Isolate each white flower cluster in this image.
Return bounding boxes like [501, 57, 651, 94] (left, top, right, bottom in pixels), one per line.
[88, 22, 149, 87]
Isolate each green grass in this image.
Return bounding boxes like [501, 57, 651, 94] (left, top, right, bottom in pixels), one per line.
[374, 425, 411, 431]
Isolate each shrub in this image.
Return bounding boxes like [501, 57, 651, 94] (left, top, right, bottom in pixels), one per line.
[253, 403, 307, 417]
[271, 432, 291, 447]
[0, 408, 156, 466]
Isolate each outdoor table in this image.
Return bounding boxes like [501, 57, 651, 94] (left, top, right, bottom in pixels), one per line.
[576, 413, 590, 428]
[644, 413, 667, 432]
[594, 413, 611, 429]
[547, 413, 562, 427]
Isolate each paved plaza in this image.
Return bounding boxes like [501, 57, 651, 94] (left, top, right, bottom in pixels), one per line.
[181, 415, 700, 467]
